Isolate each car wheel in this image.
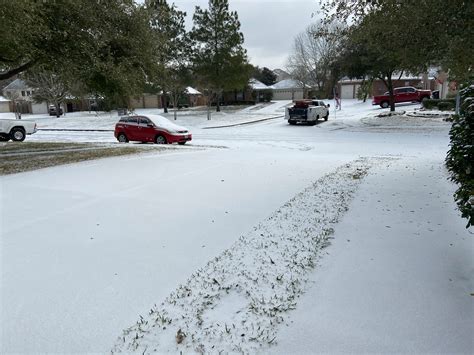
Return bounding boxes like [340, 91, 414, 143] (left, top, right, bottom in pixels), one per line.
[288, 120, 296, 125]
[10, 127, 26, 142]
[381, 101, 389, 109]
[117, 133, 128, 143]
[155, 135, 167, 144]
[178, 142, 186, 145]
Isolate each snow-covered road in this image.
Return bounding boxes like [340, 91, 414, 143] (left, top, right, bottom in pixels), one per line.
[1, 100, 472, 353]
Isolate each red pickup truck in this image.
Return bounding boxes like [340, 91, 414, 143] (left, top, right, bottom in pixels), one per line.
[372, 86, 431, 108]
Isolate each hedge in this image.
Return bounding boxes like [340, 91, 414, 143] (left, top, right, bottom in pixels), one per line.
[422, 98, 456, 110]
[446, 85, 474, 228]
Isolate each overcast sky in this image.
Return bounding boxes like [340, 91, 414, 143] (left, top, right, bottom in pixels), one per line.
[170, 0, 320, 70]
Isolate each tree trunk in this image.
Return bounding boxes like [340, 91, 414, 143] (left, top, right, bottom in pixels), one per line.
[379, 74, 395, 112]
[216, 92, 220, 112]
[161, 92, 168, 113]
[387, 76, 395, 112]
[173, 93, 178, 120]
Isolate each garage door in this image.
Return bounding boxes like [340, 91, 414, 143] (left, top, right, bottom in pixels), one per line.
[341, 85, 354, 99]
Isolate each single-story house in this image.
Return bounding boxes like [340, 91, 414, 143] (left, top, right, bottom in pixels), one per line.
[248, 78, 272, 102]
[129, 86, 206, 110]
[270, 79, 308, 100]
[337, 72, 439, 100]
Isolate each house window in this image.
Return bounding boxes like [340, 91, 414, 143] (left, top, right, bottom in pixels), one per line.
[21, 91, 26, 96]
[27, 91, 31, 96]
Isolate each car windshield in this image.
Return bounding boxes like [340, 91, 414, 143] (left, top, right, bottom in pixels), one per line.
[146, 114, 188, 131]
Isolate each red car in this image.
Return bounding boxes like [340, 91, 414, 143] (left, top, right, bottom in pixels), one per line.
[372, 86, 431, 108]
[114, 114, 192, 145]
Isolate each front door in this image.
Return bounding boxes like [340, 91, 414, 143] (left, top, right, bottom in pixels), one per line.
[136, 117, 155, 142]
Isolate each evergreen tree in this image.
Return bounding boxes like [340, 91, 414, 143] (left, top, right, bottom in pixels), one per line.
[190, 0, 250, 112]
[260, 67, 277, 86]
[0, 0, 156, 109]
[146, 0, 189, 115]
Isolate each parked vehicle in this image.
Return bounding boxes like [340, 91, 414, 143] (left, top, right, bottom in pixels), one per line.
[49, 105, 63, 116]
[285, 99, 330, 125]
[372, 86, 431, 108]
[114, 114, 192, 145]
[0, 119, 37, 142]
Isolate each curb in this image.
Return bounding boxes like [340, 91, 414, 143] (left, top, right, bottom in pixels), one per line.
[202, 115, 284, 129]
[37, 128, 114, 132]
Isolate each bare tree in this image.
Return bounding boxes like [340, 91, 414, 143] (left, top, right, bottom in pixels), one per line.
[286, 21, 344, 98]
[27, 71, 68, 117]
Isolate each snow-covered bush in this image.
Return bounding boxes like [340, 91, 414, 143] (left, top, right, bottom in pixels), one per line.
[446, 85, 474, 227]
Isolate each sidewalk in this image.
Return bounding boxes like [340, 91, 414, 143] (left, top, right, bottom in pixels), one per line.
[274, 156, 473, 353]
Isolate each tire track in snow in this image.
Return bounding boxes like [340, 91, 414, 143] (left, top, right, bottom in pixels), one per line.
[112, 157, 396, 354]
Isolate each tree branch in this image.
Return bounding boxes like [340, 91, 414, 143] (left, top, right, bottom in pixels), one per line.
[0, 60, 36, 80]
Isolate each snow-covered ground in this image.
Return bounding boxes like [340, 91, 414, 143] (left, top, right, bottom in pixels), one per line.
[1, 100, 472, 353]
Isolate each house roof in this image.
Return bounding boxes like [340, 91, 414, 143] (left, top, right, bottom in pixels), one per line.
[0, 95, 10, 102]
[3, 79, 30, 91]
[273, 68, 291, 81]
[185, 86, 201, 95]
[249, 78, 269, 90]
[271, 79, 308, 90]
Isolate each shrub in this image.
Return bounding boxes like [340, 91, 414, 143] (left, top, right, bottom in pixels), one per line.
[262, 89, 273, 102]
[422, 98, 456, 111]
[437, 101, 455, 111]
[422, 99, 438, 109]
[446, 85, 474, 227]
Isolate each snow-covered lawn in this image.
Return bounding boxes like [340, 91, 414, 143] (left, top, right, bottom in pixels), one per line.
[1, 100, 472, 353]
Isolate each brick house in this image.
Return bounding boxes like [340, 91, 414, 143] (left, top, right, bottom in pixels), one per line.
[338, 74, 437, 99]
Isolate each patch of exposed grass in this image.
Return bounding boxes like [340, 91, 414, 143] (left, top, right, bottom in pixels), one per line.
[0, 141, 92, 153]
[0, 146, 152, 175]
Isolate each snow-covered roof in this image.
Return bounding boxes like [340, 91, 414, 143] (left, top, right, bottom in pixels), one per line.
[0, 95, 10, 102]
[249, 78, 269, 90]
[185, 86, 201, 95]
[3, 79, 30, 91]
[271, 79, 308, 90]
[273, 68, 291, 81]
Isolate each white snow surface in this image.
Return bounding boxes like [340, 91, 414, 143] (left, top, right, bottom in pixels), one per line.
[249, 78, 270, 90]
[271, 79, 308, 89]
[1, 99, 472, 353]
[145, 114, 189, 132]
[185, 86, 201, 95]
